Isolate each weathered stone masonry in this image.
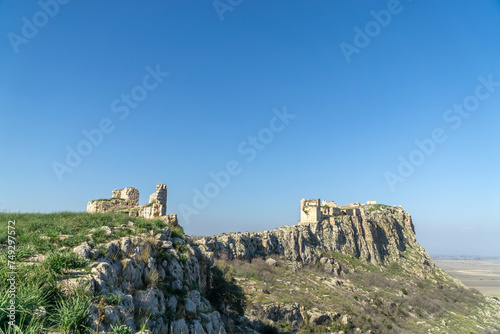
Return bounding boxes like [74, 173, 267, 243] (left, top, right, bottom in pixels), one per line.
[300, 198, 372, 223]
[87, 183, 177, 225]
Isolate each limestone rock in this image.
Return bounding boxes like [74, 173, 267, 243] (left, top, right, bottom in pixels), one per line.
[204, 311, 227, 334]
[133, 288, 165, 316]
[171, 319, 189, 334]
[101, 226, 113, 237]
[184, 297, 197, 317]
[190, 320, 205, 334]
[258, 303, 304, 327]
[266, 258, 277, 266]
[73, 242, 92, 260]
[197, 206, 427, 267]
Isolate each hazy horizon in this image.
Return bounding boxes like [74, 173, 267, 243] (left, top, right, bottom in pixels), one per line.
[1, 1, 499, 257]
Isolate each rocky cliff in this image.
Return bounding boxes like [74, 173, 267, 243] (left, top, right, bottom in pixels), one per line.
[60, 223, 232, 333]
[197, 205, 428, 267]
[3, 203, 500, 334]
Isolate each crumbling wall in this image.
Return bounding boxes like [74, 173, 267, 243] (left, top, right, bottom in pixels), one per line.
[321, 206, 341, 216]
[87, 184, 171, 221]
[86, 187, 138, 214]
[321, 200, 340, 216]
[111, 187, 139, 206]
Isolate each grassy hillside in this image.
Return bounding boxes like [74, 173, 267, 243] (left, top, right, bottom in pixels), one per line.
[0, 212, 498, 333]
[0, 212, 183, 333]
[0, 212, 183, 259]
[217, 253, 500, 333]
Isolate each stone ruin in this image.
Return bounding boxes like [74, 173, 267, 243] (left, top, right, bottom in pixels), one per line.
[87, 183, 177, 225]
[300, 199, 322, 223]
[300, 198, 371, 223]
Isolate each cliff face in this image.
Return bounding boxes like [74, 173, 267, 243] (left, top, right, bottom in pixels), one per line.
[192, 206, 500, 333]
[197, 206, 428, 267]
[10, 204, 499, 334]
[69, 225, 231, 334]
[68, 205, 435, 333]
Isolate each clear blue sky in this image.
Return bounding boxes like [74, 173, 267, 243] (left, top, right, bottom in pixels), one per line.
[1, 1, 499, 256]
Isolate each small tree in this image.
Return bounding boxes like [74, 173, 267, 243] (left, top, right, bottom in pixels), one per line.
[207, 261, 246, 316]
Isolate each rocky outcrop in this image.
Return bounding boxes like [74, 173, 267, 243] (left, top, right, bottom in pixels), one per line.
[67, 224, 228, 334]
[197, 206, 429, 266]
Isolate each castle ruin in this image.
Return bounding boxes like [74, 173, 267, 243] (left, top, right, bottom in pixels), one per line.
[87, 183, 177, 225]
[300, 198, 369, 223]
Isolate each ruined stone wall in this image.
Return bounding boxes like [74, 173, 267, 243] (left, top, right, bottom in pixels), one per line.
[111, 187, 139, 206]
[322, 200, 338, 208]
[321, 206, 341, 216]
[87, 198, 128, 214]
[87, 184, 170, 221]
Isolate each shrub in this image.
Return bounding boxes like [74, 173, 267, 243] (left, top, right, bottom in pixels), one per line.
[170, 225, 184, 238]
[207, 261, 246, 316]
[179, 254, 188, 264]
[261, 324, 279, 334]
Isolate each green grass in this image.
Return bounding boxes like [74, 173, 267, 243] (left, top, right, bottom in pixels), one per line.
[0, 251, 92, 330]
[111, 324, 133, 334]
[52, 291, 91, 333]
[0, 211, 182, 333]
[0, 212, 176, 254]
[224, 252, 499, 334]
[330, 251, 378, 272]
[91, 197, 125, 202]
[97, 292, 122, 306]
[170, 225, 185, 238]
[41, 251, 90, 275]
[364, 204, 386, 212]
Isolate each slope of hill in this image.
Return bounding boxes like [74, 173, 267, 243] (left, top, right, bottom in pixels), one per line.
[196, 204, 500, 333]
[0, 205, 499, 333]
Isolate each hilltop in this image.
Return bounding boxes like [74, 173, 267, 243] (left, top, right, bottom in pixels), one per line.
[0, 187, 499, 333]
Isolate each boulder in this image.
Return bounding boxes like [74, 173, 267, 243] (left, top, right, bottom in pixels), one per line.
[266, 258, 278, 266]
[133, 288, 165, 316]
[171, 319, 189, 334]
[184, 297, 197, 317]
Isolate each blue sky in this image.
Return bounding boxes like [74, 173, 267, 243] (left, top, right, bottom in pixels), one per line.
[1, 1, 499, 256]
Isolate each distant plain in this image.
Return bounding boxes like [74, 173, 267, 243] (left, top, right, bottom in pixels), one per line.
[434, 257, 500, 297]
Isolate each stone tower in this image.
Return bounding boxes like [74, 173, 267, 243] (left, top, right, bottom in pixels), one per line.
[300, 199, 322, 223]
[149, 183, 167, 216]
